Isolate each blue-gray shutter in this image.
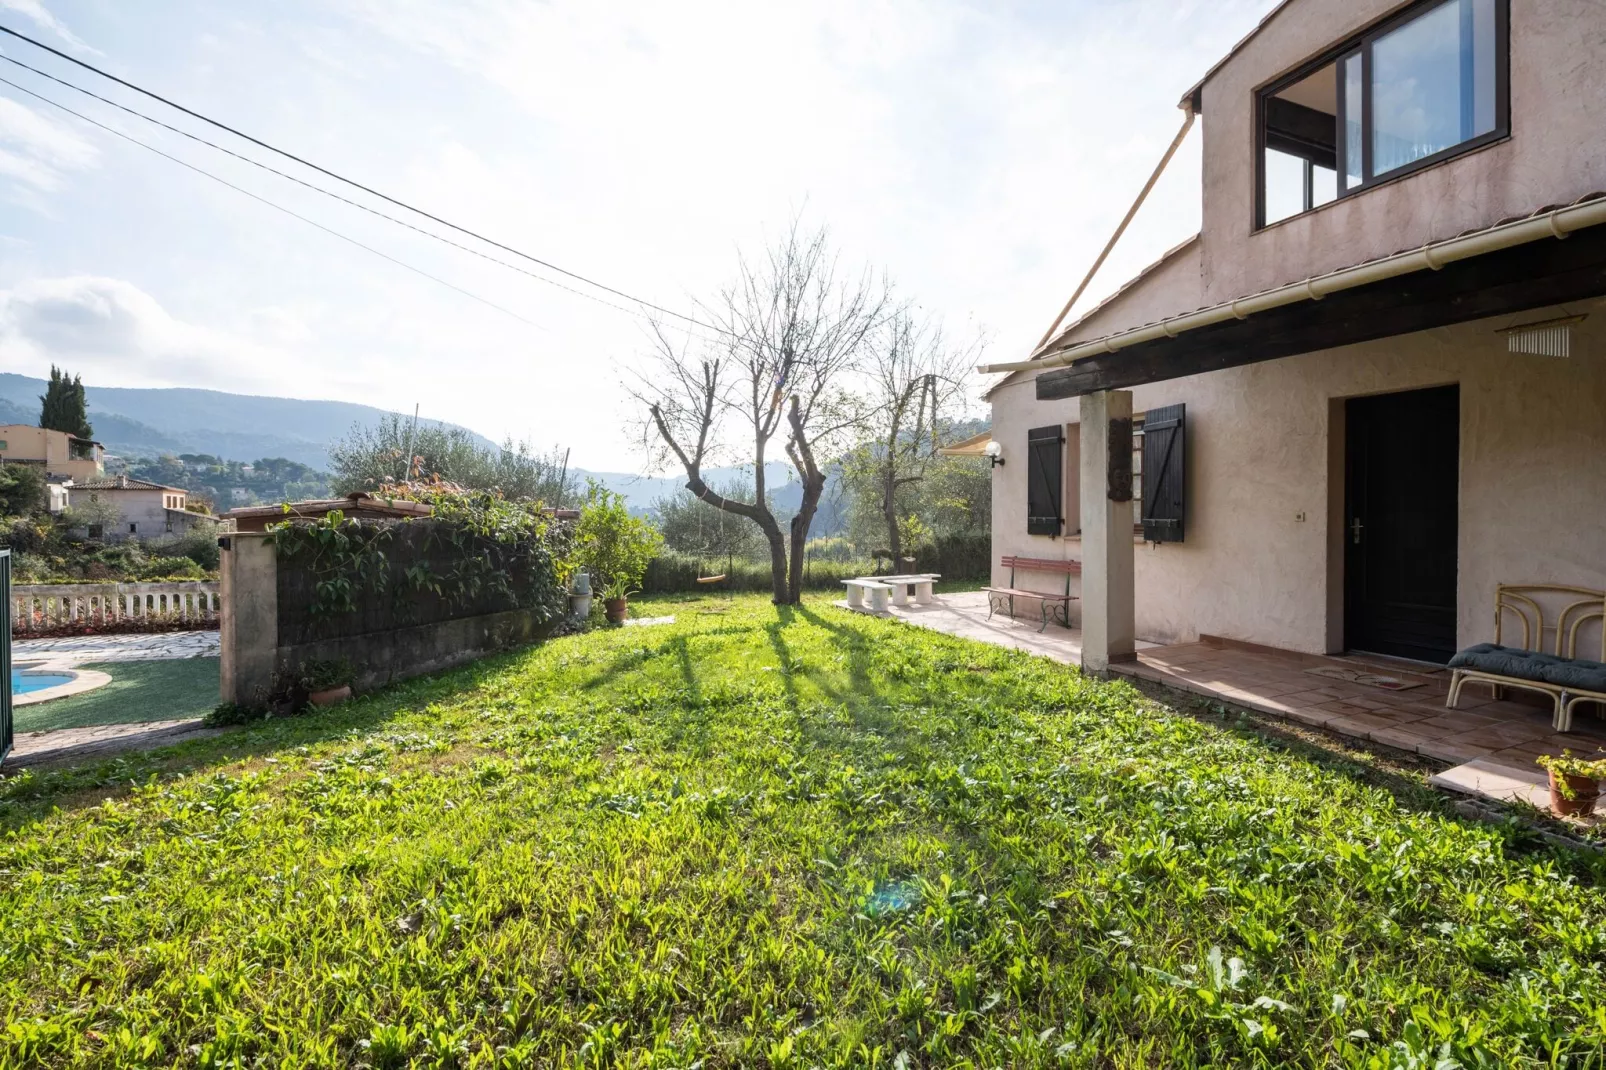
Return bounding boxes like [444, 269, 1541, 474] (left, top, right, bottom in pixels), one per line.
[1141, 404, 1185, 543]
[1026, 425, 1063, 536]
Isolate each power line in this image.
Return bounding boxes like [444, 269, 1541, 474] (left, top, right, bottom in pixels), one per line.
[0, 21, 726, 336]
[0, 74, 545, 329]
[0, 50, 671, 331]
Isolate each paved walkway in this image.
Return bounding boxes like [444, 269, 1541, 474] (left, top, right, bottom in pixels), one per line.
[835, 590, 1160, 664]
[857, 594, 1604, 824]
[7, 718, 226, 769]
[6, 630, 223, 773]
[12, 630, 219, 665]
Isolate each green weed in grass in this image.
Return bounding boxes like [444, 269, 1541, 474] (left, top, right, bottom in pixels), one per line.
[1, 595, 1604, 1067]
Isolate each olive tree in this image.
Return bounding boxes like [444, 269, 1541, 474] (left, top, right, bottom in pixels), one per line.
[634, 223, 885, 604]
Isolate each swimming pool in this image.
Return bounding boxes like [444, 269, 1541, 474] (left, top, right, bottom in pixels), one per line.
[11, 670, 76, 695]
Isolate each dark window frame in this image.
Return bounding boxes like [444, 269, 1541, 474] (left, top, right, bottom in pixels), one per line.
[1254, 0, 1509, 230]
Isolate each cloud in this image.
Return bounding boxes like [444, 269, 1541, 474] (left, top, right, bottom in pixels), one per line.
[0, 276, 289, 391]
[0, 0, 99, 53]
[0, 96, 98, 197]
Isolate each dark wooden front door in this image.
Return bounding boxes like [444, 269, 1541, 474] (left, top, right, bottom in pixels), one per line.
[1345, 385, 1459, 664]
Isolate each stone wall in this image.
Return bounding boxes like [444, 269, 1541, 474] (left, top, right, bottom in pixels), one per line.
[219, 532, 558, 707]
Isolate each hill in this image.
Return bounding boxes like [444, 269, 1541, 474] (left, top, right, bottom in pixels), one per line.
[0, 373, 496, 470]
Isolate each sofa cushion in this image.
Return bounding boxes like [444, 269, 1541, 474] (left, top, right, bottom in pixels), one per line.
[1540, 656, 1606, 694]
[1447, 643, 1562, 683]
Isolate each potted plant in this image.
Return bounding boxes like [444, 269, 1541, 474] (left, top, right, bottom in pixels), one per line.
[571, 480, 663, 626]
[1534, 751, 1606, 817]
[600, 576, 636, 623]
[301, 657, 355, 707]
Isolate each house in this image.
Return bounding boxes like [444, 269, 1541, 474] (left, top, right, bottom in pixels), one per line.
[0, 424, 104, 483]
[980, 0, 1605, 681]
[67, 476, 218, 542]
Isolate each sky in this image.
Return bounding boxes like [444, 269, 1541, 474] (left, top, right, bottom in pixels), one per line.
[0, 0, 1279, 472]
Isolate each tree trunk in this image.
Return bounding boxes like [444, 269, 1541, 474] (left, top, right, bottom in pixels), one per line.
[766, 528, 789, 604]
[881, 458, 901, 566]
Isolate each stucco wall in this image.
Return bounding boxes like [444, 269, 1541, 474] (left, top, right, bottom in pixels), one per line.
[1197, 0, 1606, 303]
[988, 301, 1606, 654]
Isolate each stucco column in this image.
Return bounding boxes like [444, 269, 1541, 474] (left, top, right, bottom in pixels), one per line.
[219, 532, 279, 707]
[1079, 389, 1136, 673]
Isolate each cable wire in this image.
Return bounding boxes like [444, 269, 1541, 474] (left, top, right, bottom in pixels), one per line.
[0, 50, 678, 332]
[0, 73, 544, 329]
[0, 22, 726, 336]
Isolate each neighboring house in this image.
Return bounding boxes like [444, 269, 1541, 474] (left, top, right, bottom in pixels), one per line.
[0, 424, 104, 483]
[67, 476, 219, 542]
[981, 0, 1605, 675]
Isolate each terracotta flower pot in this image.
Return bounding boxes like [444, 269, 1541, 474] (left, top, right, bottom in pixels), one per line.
[604, 597, 629, 624]
[1548, 769, 1601, 817]
[309, 684, 352, 707]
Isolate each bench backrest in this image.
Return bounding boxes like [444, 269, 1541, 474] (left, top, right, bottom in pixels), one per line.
[999, 555, 1081, 596]
[1495, 584, 1605, 661]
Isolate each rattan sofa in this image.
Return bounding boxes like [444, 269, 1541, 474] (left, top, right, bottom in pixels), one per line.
[1445, 584, 1606, 733]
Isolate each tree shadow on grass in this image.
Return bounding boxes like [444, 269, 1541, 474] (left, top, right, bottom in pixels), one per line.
[0, 643, 545, 834]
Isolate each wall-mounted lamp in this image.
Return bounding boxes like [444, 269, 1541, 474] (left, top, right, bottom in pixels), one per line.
[984, 440, 1005, 467]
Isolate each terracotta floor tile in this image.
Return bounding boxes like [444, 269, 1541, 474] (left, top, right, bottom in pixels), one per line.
[1417, 738, 1494, 763]
[1281, 706, 1334, 728]
[1414, 711, 1504, 731]
[1370, 726, 1431, 751]
[1279, 688, 1349, 706]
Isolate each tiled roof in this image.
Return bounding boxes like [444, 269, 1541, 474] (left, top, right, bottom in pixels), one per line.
[70, 476, 185, 493]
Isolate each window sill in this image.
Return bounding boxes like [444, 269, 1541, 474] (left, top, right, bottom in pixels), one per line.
[1253, 133, 1510, 235]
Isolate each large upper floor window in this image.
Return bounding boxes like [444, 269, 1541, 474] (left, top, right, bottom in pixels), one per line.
[1258, 0, 1507, 227]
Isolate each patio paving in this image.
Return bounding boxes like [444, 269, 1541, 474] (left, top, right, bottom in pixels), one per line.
[857, 593, 1606, 820]
[834, 590, 1161, 664]
[12, 630, 220, 664]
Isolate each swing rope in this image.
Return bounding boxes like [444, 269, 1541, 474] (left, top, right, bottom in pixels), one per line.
[694, 485, 726, 584]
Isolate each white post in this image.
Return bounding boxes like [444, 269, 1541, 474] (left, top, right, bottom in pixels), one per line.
[1079, 389, 1137, 673]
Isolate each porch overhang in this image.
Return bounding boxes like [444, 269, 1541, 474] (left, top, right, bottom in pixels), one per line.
[1008, 194, 1606, 401]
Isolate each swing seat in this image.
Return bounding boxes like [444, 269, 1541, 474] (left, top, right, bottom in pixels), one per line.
[696, 574, 727, 585]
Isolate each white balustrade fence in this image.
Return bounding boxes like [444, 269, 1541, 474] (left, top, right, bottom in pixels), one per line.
[10, 582, 221, 633]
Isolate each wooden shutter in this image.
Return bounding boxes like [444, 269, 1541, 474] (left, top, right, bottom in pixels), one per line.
[1026, 425, 1064, 536]
[1140, 404, 1185, 543]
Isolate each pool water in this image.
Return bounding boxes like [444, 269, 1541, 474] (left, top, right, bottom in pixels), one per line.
[11, 671, 74, 695]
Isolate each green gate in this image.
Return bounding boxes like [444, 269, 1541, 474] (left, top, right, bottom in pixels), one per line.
[1, 548, 11, 764]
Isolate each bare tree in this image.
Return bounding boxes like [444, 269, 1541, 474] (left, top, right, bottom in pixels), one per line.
[633, 223, 885, 603]
[851, 308, 981, 565]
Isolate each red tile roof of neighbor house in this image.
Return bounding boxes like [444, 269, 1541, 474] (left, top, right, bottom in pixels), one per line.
[223, 493, 435, 525]
[71, 475, 186, 493]
[223, 493, 581, 531]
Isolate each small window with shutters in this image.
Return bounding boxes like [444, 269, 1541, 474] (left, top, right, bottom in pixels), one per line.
[1026, 425, 1064, 536]
[1140, 403, 1185, 542]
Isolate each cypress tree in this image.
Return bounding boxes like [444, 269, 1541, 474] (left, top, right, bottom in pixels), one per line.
[38, 366, 94, 439]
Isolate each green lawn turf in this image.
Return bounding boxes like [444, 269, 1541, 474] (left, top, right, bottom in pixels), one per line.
[2, 595, 1603, 1067]
[12, 657, 220, 735]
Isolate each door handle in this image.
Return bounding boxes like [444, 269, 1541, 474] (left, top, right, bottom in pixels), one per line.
[1350, 517, 1363, 545]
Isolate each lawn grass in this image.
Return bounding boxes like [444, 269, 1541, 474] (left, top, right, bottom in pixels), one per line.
[2, 594, 1604, 1067]
[12, 658, 220, 735]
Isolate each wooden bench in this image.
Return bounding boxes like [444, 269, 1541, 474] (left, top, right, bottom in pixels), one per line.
[842, 579, 893, 612]
[1447, 584, 1606, 733]
[983, 556, 1080, 632]
[874, 573, 940, 606]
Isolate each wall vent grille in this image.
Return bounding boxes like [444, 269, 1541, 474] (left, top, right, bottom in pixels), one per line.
[1500, 314, 1585, 358]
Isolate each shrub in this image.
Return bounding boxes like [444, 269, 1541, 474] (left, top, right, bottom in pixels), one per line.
[571, 480, 662, 599]
[642, 549, 882, 595]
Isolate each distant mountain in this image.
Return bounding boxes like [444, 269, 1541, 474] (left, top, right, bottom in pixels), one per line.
[577, 462, 848, 534]
[0, 373, 496, 470]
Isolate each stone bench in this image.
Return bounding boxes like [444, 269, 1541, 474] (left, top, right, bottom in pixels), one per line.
[842, 579, 893, 612]
[872, 574, 940, 606]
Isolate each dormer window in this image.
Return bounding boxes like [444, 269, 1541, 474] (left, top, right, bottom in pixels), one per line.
[1258, 0, 1507, 228]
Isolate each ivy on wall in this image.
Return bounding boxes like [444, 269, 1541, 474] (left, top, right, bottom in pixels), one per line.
[269, 489, 573, 623]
